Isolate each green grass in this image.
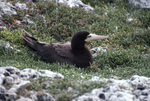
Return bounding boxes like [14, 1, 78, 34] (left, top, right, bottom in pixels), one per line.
[0, 0, 150, 100]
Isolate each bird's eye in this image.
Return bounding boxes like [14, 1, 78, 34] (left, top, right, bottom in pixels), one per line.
[87, 35, 91, 38]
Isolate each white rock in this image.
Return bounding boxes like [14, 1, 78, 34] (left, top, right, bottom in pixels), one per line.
[0, 85, 6, 93]
[91, 47, 108, 57]
[58, 0, 94, 11]
[73, 75, 150, 101]
[90, 76, 101, 81]
[5, 43, 13, 50]
[42, 93, 56, 101]
[39, 70, 64, 79]
[108, 91, 135, 101]
[7, 88, 17, 93]
[130, 75, 150, 89]
[0, 1, 17, 15]
[91, 88, 103, 96]
[128, 17, 133, 22]
[16, 97, 33, 101]
[0, 66, 20, 75]
[15, 2, 28, 10]
[0, 74, 5, 85]
[129, 0, 150, 8]
[0, 26, 6, 29]
[72, 95, 101, 101]
[29, 91, 38, 101]
[109, 79, 132, 90]
[3, 76, 14, 85]
[115, 26, 118, 30]
[4, 92, 17, 101]
[0, 66, 63, 101]
[67, 87, 73, 92]
[21, 68, 41, 79]
[0, 41, 14, 51]
[105, 85, 120, 92]
[8, 80, 30, 93]
[15, 20, 22, 25]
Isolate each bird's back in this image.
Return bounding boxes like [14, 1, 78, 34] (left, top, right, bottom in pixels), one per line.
[38, 43, 74, 65]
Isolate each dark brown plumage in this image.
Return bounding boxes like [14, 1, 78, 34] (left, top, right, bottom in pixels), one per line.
[22, 30, 108, 68]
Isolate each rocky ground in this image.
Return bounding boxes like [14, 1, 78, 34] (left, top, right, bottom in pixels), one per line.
[73, 75, 150, 101]
[1, 66, 150, 101]
[0, 66, 63, 101]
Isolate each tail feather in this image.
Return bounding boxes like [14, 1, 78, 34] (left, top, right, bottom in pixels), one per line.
[22, 30, 39, 51]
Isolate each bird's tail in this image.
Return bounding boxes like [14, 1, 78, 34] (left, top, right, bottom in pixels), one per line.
[22, 30, 40, 51]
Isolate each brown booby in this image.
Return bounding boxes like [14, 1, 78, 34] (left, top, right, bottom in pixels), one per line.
[22, 30, 108, 68]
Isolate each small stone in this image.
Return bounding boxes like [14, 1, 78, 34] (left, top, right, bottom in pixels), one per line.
[128, 17, 133, 22]
[67, 87, 73, 92]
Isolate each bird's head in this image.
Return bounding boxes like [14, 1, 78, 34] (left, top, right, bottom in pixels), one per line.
[71, 31, 108, 51]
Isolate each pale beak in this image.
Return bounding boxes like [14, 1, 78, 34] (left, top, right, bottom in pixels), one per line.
[85, 34, 108, 41]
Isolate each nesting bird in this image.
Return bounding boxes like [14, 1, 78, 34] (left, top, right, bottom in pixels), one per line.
[22, 30, 108, 68]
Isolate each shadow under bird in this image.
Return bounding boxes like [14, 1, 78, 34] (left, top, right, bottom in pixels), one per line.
[22, 30, 108, 68]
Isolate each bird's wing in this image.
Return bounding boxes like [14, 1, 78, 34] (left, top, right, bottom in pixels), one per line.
[53, 43, 74, 59]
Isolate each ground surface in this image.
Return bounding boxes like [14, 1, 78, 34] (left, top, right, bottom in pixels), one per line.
[0, 0, 150, 100]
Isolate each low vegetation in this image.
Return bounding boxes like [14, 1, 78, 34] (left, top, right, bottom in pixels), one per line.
[0, 0, 150, 100]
